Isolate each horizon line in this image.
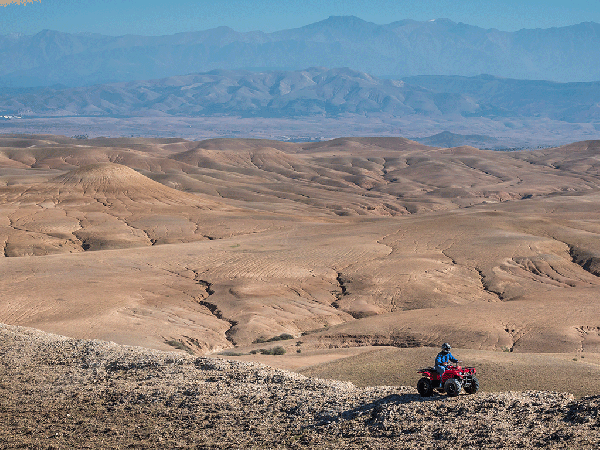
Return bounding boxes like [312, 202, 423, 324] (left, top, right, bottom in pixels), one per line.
[2, 15, 598, 38]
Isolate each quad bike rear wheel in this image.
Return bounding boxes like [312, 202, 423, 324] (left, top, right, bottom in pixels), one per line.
[464, 376, 479, 394]
[444, 378, 462, 397]
[417, 377, 433, 397]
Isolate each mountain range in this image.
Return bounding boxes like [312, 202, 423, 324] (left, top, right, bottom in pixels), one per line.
[2, 68, 599, 124]
[1, 16, 600, 87]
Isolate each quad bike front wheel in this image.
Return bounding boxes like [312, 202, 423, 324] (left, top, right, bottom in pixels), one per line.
[417, 377, 433, 397]
[464, 376, 479, 394]
[444, 378, 462, 397]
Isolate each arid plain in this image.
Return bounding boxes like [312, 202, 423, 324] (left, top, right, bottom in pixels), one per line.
[1, 134, 600, 398]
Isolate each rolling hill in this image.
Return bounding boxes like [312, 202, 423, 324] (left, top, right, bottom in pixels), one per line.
[2, 135, 600, 364]
[2, 68, 600, 125]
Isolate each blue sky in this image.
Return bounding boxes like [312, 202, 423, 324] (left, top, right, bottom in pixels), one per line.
[1, 0, 599, 36]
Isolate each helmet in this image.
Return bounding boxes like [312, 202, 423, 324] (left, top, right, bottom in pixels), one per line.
[441, 343, 451, 352]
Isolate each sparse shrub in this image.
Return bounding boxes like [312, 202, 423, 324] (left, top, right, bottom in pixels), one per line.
[302, 328, 325, 336]
[252, 346, 286, 355]
[253, 333, 294, 344]
[165, 340, 194, 354]
[296, 349, 301, 353]
[219, 351, 246, 356]
[269, 346, 286, 355]
[268, 333, 294, 342]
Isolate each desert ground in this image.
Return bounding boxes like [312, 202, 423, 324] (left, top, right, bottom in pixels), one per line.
[1, 324, 599, 449]
[1, 133, 600, 447]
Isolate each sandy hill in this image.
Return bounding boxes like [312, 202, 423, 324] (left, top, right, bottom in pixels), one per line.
[192, 138, 301, 153]
[52, 162, 201, 201]
[0, 160, 270, 256]
[513, 140, 600, 177]
[302, 136, 431, 153]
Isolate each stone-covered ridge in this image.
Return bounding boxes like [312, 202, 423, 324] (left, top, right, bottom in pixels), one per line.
[1, 323, 598, 449]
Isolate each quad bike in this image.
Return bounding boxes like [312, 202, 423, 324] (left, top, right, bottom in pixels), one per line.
[416, 364, 479, 397]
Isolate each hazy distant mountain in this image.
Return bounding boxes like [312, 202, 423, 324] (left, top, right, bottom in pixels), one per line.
[1, 68, 599, 123]
[403, 75, 600, 123]
[1, 17, 599, 87]
[0, 68, 482, 118]
[415, 131, 500, 148]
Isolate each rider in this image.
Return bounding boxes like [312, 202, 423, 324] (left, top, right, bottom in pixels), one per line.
[435, 343, 458, 383]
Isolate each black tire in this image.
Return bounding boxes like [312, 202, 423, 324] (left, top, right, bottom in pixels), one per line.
[464, 376, 479, 394]
[444, 378, 462, 397]
[417, 377, 433, 397]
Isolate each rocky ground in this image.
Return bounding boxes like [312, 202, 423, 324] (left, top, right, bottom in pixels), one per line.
[1, 324, 599, 449]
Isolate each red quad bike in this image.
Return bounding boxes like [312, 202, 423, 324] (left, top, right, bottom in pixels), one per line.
[417, 364, 479, 397]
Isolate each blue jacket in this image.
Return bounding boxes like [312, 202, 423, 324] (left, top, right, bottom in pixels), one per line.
[435, 351, 458, 368]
